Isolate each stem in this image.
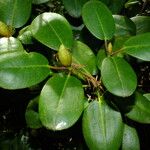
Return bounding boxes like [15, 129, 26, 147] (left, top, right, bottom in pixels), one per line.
[104, 40, 108, 55]
[110, 48, 124, 56]
[49, 65, 67, 70]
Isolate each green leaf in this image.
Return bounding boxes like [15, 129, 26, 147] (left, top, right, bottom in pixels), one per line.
[63, 0, 88, 18]
[96, 49, 107, 71]
[30, 12, 73, 50]
[131, 16, 150, 34]
[82, 100, 123, 150]
[82, 1, 115, 40]
[25, 96, 42, 129]
[101, 56, 137, 97]
[113, 15, 136, 37]
[126, 92, 150, 123]
[72, 41, 97, 75]
[17, 26, 33, 44]
[123, 33, 150, 61]
[32, 0, 49, 4]
[143, 93, 150, 101]
[0, 52, 50, 89]
[0, 0, 32, 28]
[25, 110, 42, 129]
[0, 37, 24, 54]
[122, 124, 140, 150]
[39, 74, 84, 130]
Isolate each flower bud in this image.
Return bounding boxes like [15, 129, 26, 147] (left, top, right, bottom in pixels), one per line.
[58, 44, 72, 66]
[0, 21, 11, 37]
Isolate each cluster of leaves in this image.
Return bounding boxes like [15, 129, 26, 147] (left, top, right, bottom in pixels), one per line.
[0, 0, 150, 149]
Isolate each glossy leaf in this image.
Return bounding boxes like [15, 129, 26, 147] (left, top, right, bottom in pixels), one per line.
[18, 26, 33, 44]
[143, 93, 150, 101]
[123, 33, 150, 61]
[39, 74, 84, 130]
[126, 92, 150, 123]
[113, 15, 136, 37]
[30, 12, 73, 50]
[82, 100, 123, 150]
[101, 56, 137, 97]
[82, 1, 115, 40]
[63, 0, 88, 18]
[122, 124, 140, 150]
[0, 37, 24, 54]
[0, 0, 32, 28]
[0, 52, 50, 89]
[96, 49, 107, 70]
[72, 41, 97, 75]
[32, 0, 49, 4]
[131, 16, 150, 34]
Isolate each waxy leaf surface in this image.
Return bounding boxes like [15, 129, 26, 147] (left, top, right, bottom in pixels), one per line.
[82, 1, 115, 40]
[126, 92, 150, 123]
[0, 52, 50, 89]
[82, 100, 123, 150]
[30, 12, 73, 50]
[0, 0, 32, 28]
[122, 124, 140, 150]
[39, 74, 84, 130]
[123, 33, 150, 61]
[72, 41, 97, 75]
[101, 56, 137, 97]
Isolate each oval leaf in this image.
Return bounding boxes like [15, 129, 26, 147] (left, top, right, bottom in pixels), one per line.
[82, 1, 115, 40]
[72, 41, 97, 75]
[131, 16, 150, 34]
[30, 12, 73, 50]
[0, 0, 32, 28]
[122, 124, 140, 150]
[126, 92, 150, 123]
[0, 37, 24, 54]
[113, 15, 136, 37]
[39, 74, 84, 130]
[82, 100, 123, 150]
[123, 33, 150, 61]
[101, 56, 137, 97]
[143, 93, 150, 101]
[0, 52, 50, 89]
[63, 0, 88, 18]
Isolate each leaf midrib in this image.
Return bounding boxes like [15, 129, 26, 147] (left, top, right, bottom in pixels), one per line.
[112, 58, 126, 96]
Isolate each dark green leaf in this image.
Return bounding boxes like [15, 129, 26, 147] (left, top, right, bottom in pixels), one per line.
[39, 74, 84, 130]
[96, 49, 107, 70]
[101, 56, 137, 97]
[82, 100, 123, 150]
[126, 92, 150, 123]
[72, 41, 97, 75]
[131, 16, 150, 34]
[143, 93, 150, 101]
[25, 96, 42, 129]
[63, 0, 88, 18]
[25, 110, 42, 129]
[113, 15, 136, 37]
[122, 124, 140, 150]
[0, 0, 32, 28]
[30, 12, 73, 50]
[0, 37, 24, 54]
[123, 33, 150, 61]
[0, 52, 50, 89]
[82, 1, 115, 40]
